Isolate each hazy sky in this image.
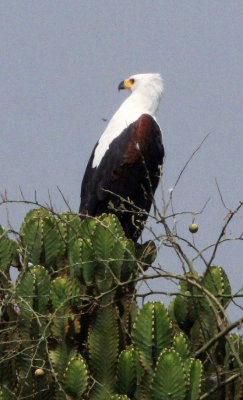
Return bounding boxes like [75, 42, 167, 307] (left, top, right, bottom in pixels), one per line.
[0, 1, 242, 320]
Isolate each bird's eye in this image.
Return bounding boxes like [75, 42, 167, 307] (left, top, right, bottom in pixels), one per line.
[129, 78, 135, 85]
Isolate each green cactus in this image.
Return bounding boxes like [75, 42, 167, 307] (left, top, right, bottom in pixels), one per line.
[20, 209, 66, 269]
[173, 333, 190, 361]
[63, 357, 89, 398]
[117, 347, 137, 397]
[0, 226, 19, 288]
[186, 359, 202, 400]
[0, 210, 242, 399]
[88, 305, 119, 399]
[202, 266, 231, 308]
[151, 349, 186, 400]
[131, 302, 173, 372]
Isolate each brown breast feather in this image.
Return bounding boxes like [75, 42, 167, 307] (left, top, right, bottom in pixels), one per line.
[124, 114, 153, 164]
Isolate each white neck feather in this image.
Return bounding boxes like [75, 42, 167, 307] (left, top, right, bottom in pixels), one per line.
[92, 74, 163, 168]
[120, 85, 162, 116]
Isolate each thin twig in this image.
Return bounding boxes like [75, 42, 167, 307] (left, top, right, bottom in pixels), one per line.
[173, 133, 210, 190]
[195, 317, 243, 357]
[207, 202, 243, 270]
[200, 373, 241, 400]
[57, 186, 71, 211]
[215, 178, 231, 211]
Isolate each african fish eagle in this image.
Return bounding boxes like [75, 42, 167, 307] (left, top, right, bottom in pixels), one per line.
[79, 73, 164, 241]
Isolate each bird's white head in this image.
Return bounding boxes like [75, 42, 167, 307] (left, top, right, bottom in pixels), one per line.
[118, 73, 163, 115]
[92, 73, 163, 168]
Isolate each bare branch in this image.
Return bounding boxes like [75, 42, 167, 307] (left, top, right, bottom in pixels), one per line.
[215, 178, 231, 211]
[195, 317, 243, 357]
[57, 186, 72, 211]
[207, 202, 243, 270]
[173, 133, 210, 191]
[200, 373, 241, 400]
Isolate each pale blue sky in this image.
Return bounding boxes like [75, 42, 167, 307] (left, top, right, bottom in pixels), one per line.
[0, 1, 242, 320]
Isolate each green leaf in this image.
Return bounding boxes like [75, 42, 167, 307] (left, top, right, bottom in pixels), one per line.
[20, 211, 44, 265]
[80, 216, 98, 239]
[131, 302, 173, 371]
[94, 263, 115, 295]
[20, 208, 66, 268]
[190, 306, 218, 349]
[89, 305, 119, 398]
[93, 219, 116, 261]
[42, 215, 66, 268]
[174, 292, 198, 334]
[93, 214, 128, 283]
[68, 237, 84, 280]
[202, 266, 231, 307]
[173, 333, 190, 361]
[117, 350, 136, 397]
[152, 350, 186, 400]
[51, 277, 71, 311]
[64, 357, 89, 398]
[184, 358, 194, 385]
[50, 343, 77, 378]
[81, 214, 130, 294]
[23, 208, 51, 221]
[99, 213, 126, 242]
[167, 297, 177, 323]
[59, 211, 83, 244]
[31, 265, 51, 314]
[51, 277, 71, 338]
[186, 359, 202, 400]
[131, 302, 154, 372]
[16, 270, 34, 337]
[109, 238, 125, 280]
[62, 212, 93, 281]
[81, 238, 96, 285]
[0, 226, 17, 272]
[121, 240, 136, 282]
[153, 302, 174, 360]
[132, 347, 144, 389]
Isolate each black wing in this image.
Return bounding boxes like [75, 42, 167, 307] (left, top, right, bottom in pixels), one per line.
[80, 114, 164, 240]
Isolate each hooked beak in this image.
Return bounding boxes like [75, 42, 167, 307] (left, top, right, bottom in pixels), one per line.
[118, 80, 125, 91]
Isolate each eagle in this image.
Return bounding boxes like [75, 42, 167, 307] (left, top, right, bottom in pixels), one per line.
[79, 73, 164, 241]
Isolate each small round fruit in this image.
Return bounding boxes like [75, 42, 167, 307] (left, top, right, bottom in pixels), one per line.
[189, 223, 199, 233]
[35, 368, 44, 376]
